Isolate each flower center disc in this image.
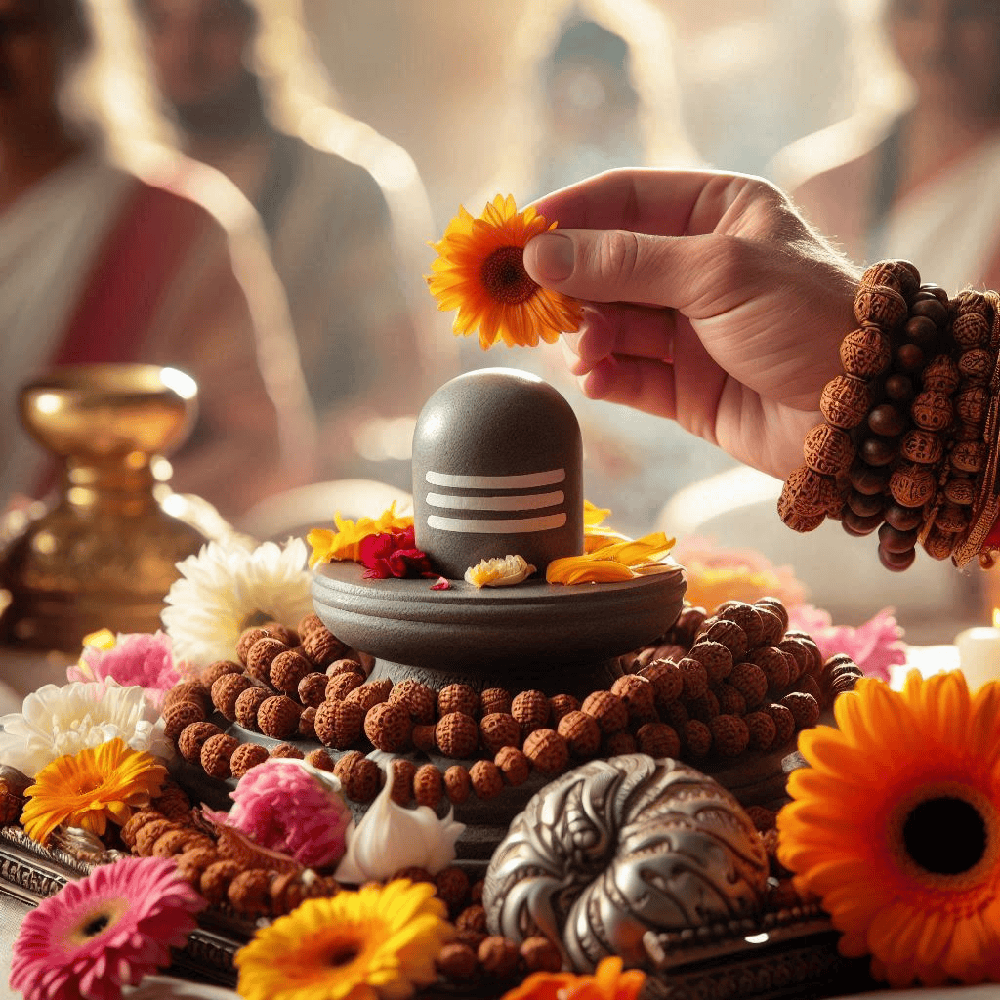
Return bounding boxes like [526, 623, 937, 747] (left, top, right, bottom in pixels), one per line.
[480, 245, 537, 305]
[327, 942, 360, 967]
[903, 796, 987, 875]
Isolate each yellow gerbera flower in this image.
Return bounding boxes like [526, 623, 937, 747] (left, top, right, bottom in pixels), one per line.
[21, 738, 167, 846]
[426, 194, 583, 349]
[777, 670, 1000, 987]
[308, 503, 413, 568]
[234, 879, 454, 1000]
[546, 531, 676, 585]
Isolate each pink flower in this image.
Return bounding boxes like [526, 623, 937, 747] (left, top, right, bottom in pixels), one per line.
[68, 632, 181, 710]
[359, 526, 437, 580]
[221, 758, 352, 869]
[11, 855, 204, 1000]
[787, 604, 906, 683]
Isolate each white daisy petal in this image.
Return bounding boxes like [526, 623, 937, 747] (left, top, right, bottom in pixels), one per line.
[161, 537, 313, 669]
[0, 681, 171, 777]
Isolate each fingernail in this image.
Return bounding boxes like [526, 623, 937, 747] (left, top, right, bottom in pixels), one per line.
[527, 232, 575, 283]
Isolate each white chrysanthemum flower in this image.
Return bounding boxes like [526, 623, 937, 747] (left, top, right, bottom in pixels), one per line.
[0, 681, 171, 777]
[161, 537, 313, 668]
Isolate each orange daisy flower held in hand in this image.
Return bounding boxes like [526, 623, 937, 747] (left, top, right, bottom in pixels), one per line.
[427, 194, 583, 349]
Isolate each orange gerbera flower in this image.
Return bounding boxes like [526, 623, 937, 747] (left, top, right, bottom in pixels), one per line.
[21, 738, 167, 846]
[427, 194, 583, 349]
[501, 956, 645, 1000]
[777, 670, 1000, 987]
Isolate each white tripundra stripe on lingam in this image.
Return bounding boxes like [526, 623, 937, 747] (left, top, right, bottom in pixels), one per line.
[426, 490, 564, 511]
[426, 513, 567, 533]
[425, 468, 565, 489]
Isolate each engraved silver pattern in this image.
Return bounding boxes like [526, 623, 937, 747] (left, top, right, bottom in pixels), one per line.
[482, 755, 770, 971]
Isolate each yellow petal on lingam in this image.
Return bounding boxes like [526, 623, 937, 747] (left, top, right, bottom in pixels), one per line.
[582, 500, 631, 553]
[547, 531, 676, 585]
[307, 502, 413, 567]
[465, 555, 536, 588]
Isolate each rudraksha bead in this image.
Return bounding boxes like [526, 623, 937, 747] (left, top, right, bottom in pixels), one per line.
[910, 390, 953, 432]
[921, 355, 960, 394]
[480, 712, 521, 754]
[900, 429, 943, 465]
[201, 659, 243, 689]
[923, 529, 956, 562]
[479, 687, 513, 716]
[494, 746, 531, 785]
[313, 699, 363, 749]
[777, 481, 825, 531]
[955, 386, 988, 425]
[854, 284, 907, 328]
[580, 690, 628, 733]
[389, 758, 416, 804]
[820, 375, 870, 429]
[803, 423, 855, 475]
[889, 462, 937, 508]
[943, 477, 976, 506]
[269, 650, 311, 696]
[511, 689, 551, 734]
[435, 711, 480, 759]
[437, 683, 480, 719]
[365, 701, 413, 753]
[257, 695, 301, 739]
[950, 440, 985, 474]
[935, 503, 971, 534]
[840, 327, 890, 378]
[952, 312, 990, 349]
[444, 765, 472, 804]
[958, 348, 992, 384]
[388, 678, 437, 724]
[245, 639, 287, 684]
[860, 259, 920, 297]
[522, 729, 569, 774]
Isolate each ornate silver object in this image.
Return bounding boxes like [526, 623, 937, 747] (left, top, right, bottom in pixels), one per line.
[483, 755, 770, 971]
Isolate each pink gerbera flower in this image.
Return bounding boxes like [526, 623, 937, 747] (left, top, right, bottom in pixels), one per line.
[214, 758, 352, 869]
[68, 632, 182, 710]
[11, 856, 204, 1000]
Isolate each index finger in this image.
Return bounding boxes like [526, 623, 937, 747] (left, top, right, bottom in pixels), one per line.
[530, 167, 760, 238]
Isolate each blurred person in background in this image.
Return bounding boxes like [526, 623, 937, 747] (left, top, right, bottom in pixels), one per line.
[775, 0, 1000, 292]
[0, 0, 315, 520]
[471, 0, 732, 537]
[133, 0, 443, 488]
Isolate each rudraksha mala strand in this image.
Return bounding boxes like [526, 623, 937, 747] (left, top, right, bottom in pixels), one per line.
[167, 600, 861, 809]
[780, 260, 1000, 571]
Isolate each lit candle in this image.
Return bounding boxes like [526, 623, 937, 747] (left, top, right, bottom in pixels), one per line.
[954, 609, 1000, 691]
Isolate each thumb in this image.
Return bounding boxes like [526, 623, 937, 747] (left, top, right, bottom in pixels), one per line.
[523, 229, 707, 309]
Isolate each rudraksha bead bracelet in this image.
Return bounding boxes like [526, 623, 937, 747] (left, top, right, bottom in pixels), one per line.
[780, 259, 1000, 570]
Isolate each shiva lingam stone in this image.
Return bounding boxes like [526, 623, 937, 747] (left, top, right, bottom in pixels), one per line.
[0, 364, 215, 651]
[312, 368, 686, 697]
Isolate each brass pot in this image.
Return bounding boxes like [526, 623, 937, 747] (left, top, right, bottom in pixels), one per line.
[0, 364, 214, 650]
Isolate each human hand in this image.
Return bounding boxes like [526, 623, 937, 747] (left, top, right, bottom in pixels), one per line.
[521, 169, 860, 480]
